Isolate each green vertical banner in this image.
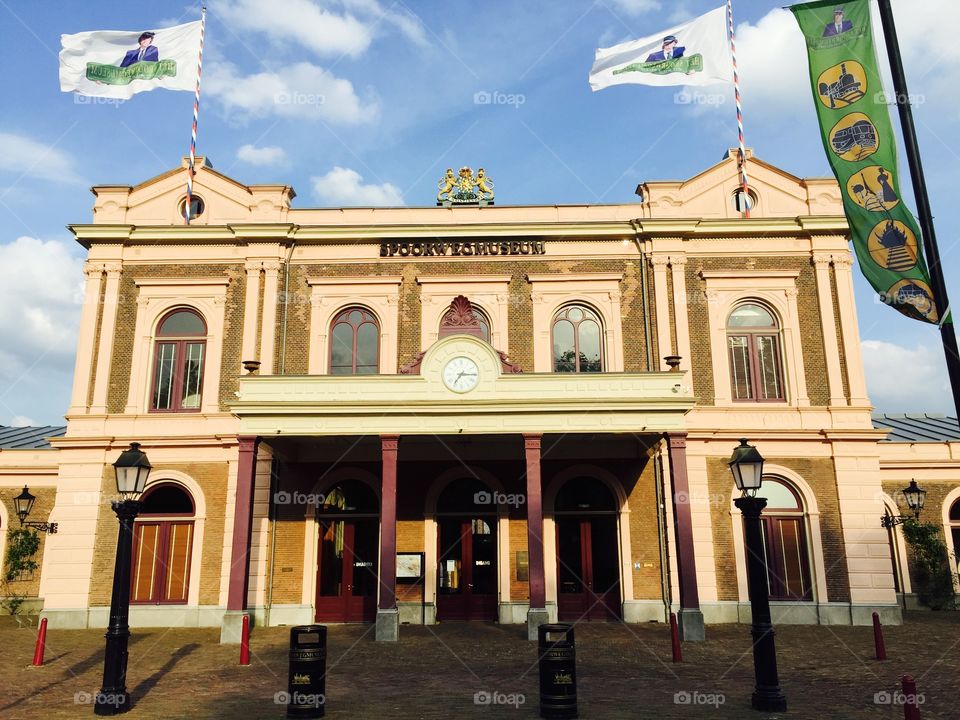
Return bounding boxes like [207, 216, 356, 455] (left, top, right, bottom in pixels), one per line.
[791, 0, 940, 324]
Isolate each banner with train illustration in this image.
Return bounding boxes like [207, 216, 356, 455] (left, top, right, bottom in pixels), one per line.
[791, 0, 939, 324]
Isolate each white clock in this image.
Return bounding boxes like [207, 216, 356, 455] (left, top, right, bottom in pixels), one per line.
[442, 356, 480, 393]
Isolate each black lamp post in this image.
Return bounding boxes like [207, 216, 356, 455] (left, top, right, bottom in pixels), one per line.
[13, 485, 58, 533]
[94, 442, 151, 716]
[881, 480, 927, 528]
[729, 439, 787, 713]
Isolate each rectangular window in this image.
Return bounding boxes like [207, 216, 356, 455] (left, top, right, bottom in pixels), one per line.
[728, 335, 753, 399]
[152, 343, 176, 410]
[132, 523, 161, 603]
[755, 335, 783, 400]
[180, 343, 205, 409]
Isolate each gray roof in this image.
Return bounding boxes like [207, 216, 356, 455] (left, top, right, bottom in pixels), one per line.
[0, 425, 66, 449]
[872, 413, 960, 443]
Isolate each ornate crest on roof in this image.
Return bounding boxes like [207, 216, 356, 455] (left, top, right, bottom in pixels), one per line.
[437, 166, 494, 206]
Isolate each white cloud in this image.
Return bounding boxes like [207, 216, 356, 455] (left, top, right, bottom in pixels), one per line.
[688, 0, 960, 122]
[216, 0, 427, 57]
[606, 0, 662, 16]
[0, 132, 84, 185]
[339, 0, 428, 47]
[311, 166, 403, 206]
[237, 144, 288, 166]
[217, 0, 373, 58]
[205, 61, 377, 124]
[9, 415, 36, 427]
[0, 237, 83, 423]
[862, 339, 952, 413]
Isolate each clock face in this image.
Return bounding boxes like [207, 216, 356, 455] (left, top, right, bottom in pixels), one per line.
[442, 356, 480, 393]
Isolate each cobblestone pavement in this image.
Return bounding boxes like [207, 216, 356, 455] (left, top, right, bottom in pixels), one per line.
[1, 611, 957, 719]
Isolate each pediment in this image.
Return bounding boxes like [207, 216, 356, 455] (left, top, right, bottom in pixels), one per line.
[640, 149, 842, 218]
[91, 157, 294, 225]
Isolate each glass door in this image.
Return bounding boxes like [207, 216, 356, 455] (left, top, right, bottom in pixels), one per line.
[436, 518, 498, 621]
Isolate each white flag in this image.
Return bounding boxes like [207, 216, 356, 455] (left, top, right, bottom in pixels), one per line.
[60, 21, 201, 99]
[589, 6, 732, 91]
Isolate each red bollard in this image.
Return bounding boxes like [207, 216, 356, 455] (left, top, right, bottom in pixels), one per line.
[670, 612, 682, 663]
[31, 617, 47, 667]
[239, 614, 250, 666]
[901, 674, 921, 720]
[872, 611, 887, 660]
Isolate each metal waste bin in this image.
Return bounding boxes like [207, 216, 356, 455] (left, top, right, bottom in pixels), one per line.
[286, 625, 327, 719]
[538, 623, 577, 719]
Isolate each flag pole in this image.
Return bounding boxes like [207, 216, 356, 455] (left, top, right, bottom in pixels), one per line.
[727, 0, 750, 218]
[876, 0, 960, 418]
[184, 5, 206, 225]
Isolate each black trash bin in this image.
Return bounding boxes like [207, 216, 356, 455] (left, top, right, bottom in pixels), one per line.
[538, 623, 577, 719]
[286, 625, 327, 719]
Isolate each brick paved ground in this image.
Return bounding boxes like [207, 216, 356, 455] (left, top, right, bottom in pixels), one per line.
[1, 611, 957, 719]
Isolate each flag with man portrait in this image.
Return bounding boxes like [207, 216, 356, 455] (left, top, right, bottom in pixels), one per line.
[60, 20, 201, 99]
[589, 6, 732, 90]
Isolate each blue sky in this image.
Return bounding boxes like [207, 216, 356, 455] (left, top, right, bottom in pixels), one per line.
[0, 0, 958, 425]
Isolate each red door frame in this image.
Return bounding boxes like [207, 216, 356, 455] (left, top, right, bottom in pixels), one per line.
[314, 517, 378, 622]
[556, 515, 621, 621]
[435, 517, 498, 622]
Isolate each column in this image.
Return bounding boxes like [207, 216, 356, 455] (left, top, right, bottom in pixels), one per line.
[89, 263, 123, 414]
[376, 435, 400, 641]
[240, 260, 262, 367]
[650, 255, 673, 370]
[669, 255, 692, 373]
[67, 263, 103, 415]
[812, 253, 846, 406]
[833, 254, 870, 405]
[666, 433, 705, 641]
[259, 260, 282, 374]
[221, 435, 259, 644]
[524, 434, 549, 639]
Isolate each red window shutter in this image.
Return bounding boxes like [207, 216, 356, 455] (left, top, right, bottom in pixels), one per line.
[162, 522, 194, 603]
[131, 523, 161, 603]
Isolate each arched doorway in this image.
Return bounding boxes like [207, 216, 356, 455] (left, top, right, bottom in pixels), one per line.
[555, 477, 621, 621]
[131, 483, 195, 604]
[314, 479, 379, 622]
[436, 478, 498, 622]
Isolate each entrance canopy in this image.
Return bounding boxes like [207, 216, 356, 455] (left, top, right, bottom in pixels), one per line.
[231, 336, 693, 436]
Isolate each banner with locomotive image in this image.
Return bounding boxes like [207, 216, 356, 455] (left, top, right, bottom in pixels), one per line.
[790, 0, 939, 324]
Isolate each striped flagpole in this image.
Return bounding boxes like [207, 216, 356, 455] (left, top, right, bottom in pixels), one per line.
[727, 0, 750, 218]
[184, 6, 206, 225]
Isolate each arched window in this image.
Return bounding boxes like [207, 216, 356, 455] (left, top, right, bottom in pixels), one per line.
[151, 308, 206, 412]
[755, 478, 812, 600]
[131, 483, 195, 605]
[552, 305, 603, 373]
[727, 302, 784, 401]
[441, 302, 490, 343]
[329, 307, 379, 375]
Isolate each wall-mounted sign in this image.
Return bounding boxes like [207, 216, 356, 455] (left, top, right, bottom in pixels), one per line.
[397, 552, 424, 579]
[380, 240, 546, 258]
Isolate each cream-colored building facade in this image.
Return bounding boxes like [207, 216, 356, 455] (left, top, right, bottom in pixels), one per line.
[1, 149, 957, 643]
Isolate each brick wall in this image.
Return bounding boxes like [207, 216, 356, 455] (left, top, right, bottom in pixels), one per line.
[624, 454, 664, 600]
[684, 263, 713, 404]
[301, 257, 652, 373]
[0, 486, 56, 600]
[88, 462, 229, 606]
[705, 455, 850, 603]
[685, 257, 831, 406]
[882, 479, 960, 593]
[268, 499, 307, 605]
[106, 264, 246, 413]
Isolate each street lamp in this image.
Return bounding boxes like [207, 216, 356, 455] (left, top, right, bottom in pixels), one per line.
[729, 439, 787, 713]
[13, 485, 58, 533]
[94, 442, 151, 716]
[881, 480, 926, 528]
